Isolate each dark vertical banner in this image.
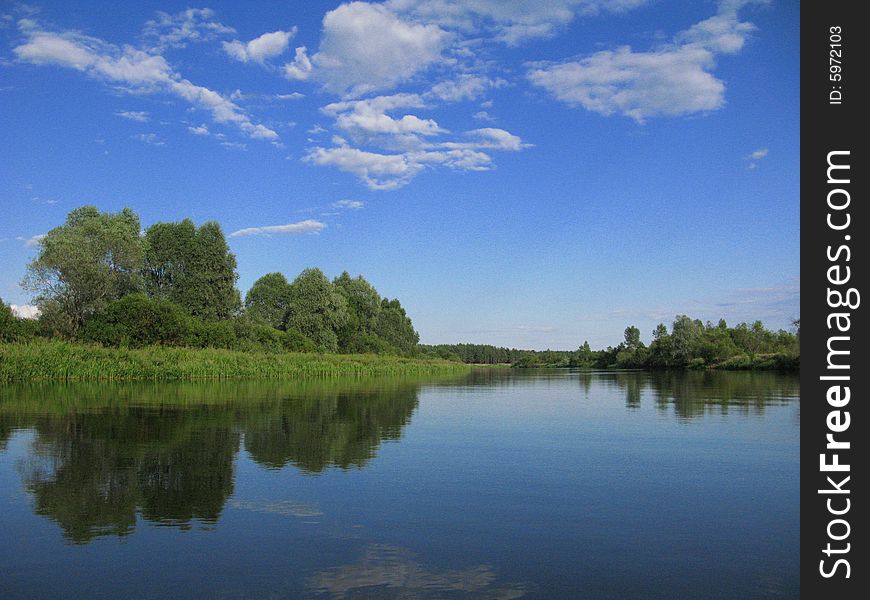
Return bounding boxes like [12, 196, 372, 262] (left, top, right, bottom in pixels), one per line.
[802, 2, 865, 597]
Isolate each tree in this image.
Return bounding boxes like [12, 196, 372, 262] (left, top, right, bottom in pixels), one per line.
[283, 268, 349, 352]
[375, 298, 419, 355]
[0, 298, 14, 341]
[333, 272, 382, 333]
[671, 315, 703, 365]
[244, 273, 291, 329]
[23, 206, 144, 335]
[623, 325, 642, 350]
[143, 219, 240, 320]
[333, 272, 384, 352]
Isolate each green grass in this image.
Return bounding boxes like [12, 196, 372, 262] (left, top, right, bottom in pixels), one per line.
[0, 340, 471, 382]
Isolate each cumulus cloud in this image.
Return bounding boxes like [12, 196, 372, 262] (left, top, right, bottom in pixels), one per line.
[188, 124, 209, 135]
[428, 74, 506, 102]
[230, 219, 327, 237]
[14, 22, 278, 141]
[526, 0, 761, 121]
[305, 124, 527, 190]
[323, 93, 443, 139]
[10, 304, 41, 319]
[115, 110, 149, 122]
[142, 8, 235, 50]
[528, 45, 724, 122]
[305, 146, 421, 190]
[283, 2, 449, 97]
[387, 0, 648, 45]
[223, 28, 296, 63]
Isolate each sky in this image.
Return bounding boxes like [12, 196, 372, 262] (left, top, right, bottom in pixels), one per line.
[0, 0, 800, 349]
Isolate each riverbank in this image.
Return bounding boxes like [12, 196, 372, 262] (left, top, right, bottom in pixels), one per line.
[0, 340, 471, 382]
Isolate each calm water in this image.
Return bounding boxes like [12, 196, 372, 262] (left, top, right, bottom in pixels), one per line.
[0, 370, 799, 599]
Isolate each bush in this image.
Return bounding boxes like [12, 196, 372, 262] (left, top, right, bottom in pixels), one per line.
[231, 317, 286, 353]
[81, 294, 191, 347]
[282, 328, 316, 353]
[187, 319, 236, 349]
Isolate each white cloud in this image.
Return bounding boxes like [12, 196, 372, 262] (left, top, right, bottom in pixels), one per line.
[473, 110, 495, 121]
[188, 124, 209, 135]
[142, 8, 235, 50]
[323, 93, 443, 139]
[527, 0, 761, 121]
[305, 126, 527, 190]
[14, 23, 279, 141]
[528, 45, 724, 122]
[220, 141, 247, 150]
[283, 2, 449, 97]
[133, 132, 165, 146]
[274, 92, 304, 100]
[676, 0, 762, 54]
[282, 46, 313, 80]
[223, 28, 296, 63]
[230, 219, 327, 237]
[428, 74, 506, 102]
[10, 304, 41, 319]
[387, 0, 648, 45]
[333, 199, 364, 209]
[305, 146, 421, 190]
[746, 146, 768, 169]
[115, 110, 149, 122]
[17, 234, 46, 247]
[438, 127, 528, 151]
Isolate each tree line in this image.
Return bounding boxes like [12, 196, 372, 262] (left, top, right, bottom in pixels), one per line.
[421, 317, 799, 370]
[1, 205, 798, 370]
[1, 206, 419, 355]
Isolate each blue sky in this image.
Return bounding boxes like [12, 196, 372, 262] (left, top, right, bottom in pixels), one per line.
[0, 0, 799, 349]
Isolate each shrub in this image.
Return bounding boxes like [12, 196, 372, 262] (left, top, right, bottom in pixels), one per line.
[81, 294, 191, 347]
[282, 328, 316, 353]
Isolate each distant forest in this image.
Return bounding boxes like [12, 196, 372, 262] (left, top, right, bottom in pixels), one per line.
[2, 206, 798, 370]
[420, 318, 799, 370]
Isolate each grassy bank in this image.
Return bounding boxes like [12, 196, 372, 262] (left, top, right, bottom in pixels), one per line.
[0, 340, 471, 383]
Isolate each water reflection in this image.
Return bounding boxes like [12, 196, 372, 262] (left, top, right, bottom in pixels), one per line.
[308, 544, 527, 599]
[595, 370, 800, 420]
[0, 371, 798, 545]
[1, 378, 426, 543]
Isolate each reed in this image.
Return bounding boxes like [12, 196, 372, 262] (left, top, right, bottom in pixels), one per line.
[0, 340, 471, 382]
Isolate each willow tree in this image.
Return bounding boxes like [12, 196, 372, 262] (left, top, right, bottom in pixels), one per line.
[244, 272, 291, 329]
[283, 268, 348, 352]
[23, 206, 144, 335]
[143, 219, 240, 320]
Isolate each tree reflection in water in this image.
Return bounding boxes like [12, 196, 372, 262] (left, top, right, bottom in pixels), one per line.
[2, 378, 425, 543]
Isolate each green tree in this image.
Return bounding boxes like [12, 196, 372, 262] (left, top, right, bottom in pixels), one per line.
[624, 325, 642, 350]
[284, 268, 349, 352]
[0, 299, 14, 341]
[143, 219, 240, 320]
[333, 272, 384, 352]
[244, 272, 291, 329]
[23, 206, 144, 335]
[333, 272, 382, 333]
[671, 315, 703, 365]
[375, 298, 419, 355]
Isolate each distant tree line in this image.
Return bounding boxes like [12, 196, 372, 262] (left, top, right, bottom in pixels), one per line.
[1, 206, 798, 370]
[421, 317, 799, 371]
[1, 206, 419, 355]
